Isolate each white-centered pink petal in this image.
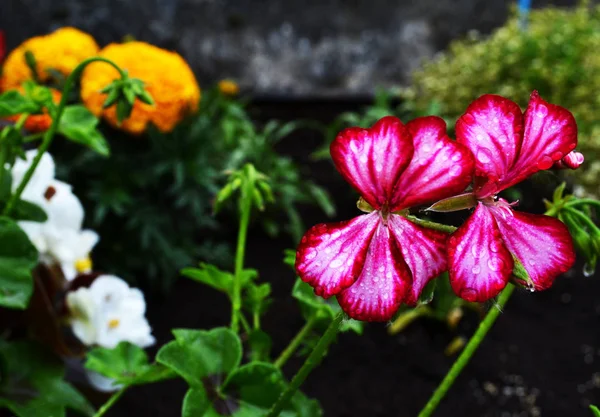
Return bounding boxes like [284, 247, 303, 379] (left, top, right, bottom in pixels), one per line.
[390, 116, 475, 210]
[492, 210, 575, 290]
[387, 214, 447, 304]
[295, 212, 380, 298]
[448, 203, 514, 302]
[331, 116, 413, 210]
[337, 221, 411, 321]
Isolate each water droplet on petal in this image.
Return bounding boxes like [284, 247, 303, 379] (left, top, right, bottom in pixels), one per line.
[528, 259, 536, 266]
[359, 155, 368, 164]
[329, 259, 343, 268]
[477, 148, 493, 164]
[449, 165, 462, 177]
[471, 246, 479, 258]
[498, 134, 507, 144]
[350, 140, 359, 153]
[324, 247, 331, 254]
[536, 104, 548, 117]
[583, 263, 596, 277]
[331, 230, 342, 239]
[552, 151, 563, 161]
[472, 265, 481, 274]
[460, 287, 477, 301]
[306, 250, 317, 260]
[462, 113, 476, 125]
[375, 163, 383, 172]
[489, 241, 501, 253]
[536, 155, 553, 170]
[378, 265, 385, 273]
[487, 258, 504, 271]
[451, 153, 462, 162]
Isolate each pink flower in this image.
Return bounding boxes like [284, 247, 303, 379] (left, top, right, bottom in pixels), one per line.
[295, 116, 475, 321]
[447, 92, 577, 302]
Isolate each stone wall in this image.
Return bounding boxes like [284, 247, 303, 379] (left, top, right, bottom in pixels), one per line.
[1, 0, 578, 96]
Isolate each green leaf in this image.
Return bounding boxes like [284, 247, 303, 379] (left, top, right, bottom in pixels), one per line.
[245, 282, 272, 316]
[23, 51, 39, 82]
[157, 327, 242, 387]
[222, 362, 286, 409]
[116, 99, 133, 123]
[181, 263, 257, 296]
[182, 388, 212, 417]
[590, 405, 600, 417]
[0, 341, 95, 417]
[58, 105, 110, 156]
[12, 200, 47, 222]
[247, 330, 272, 362]
[0, 217, 39, 309]
[291, 391, 323, 417]
[418, 278, 437, 305]
[0, 90, 40, 117]
[85, 342, 175, 386]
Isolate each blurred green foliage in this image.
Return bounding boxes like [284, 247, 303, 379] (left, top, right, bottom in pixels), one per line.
[55, 86, 334, 292]
[404, 1, 600, 197]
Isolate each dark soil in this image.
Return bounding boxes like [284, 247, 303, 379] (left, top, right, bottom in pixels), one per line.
[101, 99, 600, 417]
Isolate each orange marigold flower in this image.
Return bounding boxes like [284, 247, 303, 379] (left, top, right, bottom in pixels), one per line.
[1, 27, 99, 91]
[218, 79, 240, 96]
[5, 88, 62, 133]
[80, 41, 200, 135]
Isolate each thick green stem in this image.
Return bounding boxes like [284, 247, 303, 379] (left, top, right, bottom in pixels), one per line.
[566, 199, 600, 210]
[406, 215, 457, 234]
[274, 316, 317, 369]
[231, 187, 252, 333]
[93, 387, 128, 417]
[417, 283, 515, 417]
[3, 57, 126, 216]
[266, 312, 344, 417]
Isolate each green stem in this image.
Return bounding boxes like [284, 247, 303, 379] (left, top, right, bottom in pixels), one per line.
[3, 57, 126, 216]
[231, 185, 252, 333]
[239, 312, 251, 334]
[417, 283, 515, 417]
[566, 198, 600, 210]
[253, 310, 260, 330]
[266, 312, 344, 417]
[273, 316, 317, 369]
[406, 215, 457, 234]
[564, 207, 599, 232]
[93, 387, 128, 417]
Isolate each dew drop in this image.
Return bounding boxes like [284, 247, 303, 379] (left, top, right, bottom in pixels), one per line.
[536, 104, 548, 117]
[472, 265, 481, 274]
[487, 258, 504, 271]
[324, 247, 332, 254]
[331, 230, 342, 239]
[449, 165, 462, 177]
[477, 148, 492, 164]
[378, 265, 385, 273]
[551, 151, 563, 161]
[536, 155, 553, 170]
[359, 155, 368, 164]
[460, 288, 477, 301]
[306, 250, 317, 260]
[462, 113, 476, 125]
[498, 134, 507, 144]
[386, 271, 393, 279]
[471, 246, 479, 258]
[329, 259, 343, 268]
[451, 153, 462, 162]
[350, 140, 359, 153]
[489, 241, 501, 253]
[583, 262, 596, 277]
[528, 259, 536, 266]
[321, 233, 330, 241]
[375, 163, 383, 172]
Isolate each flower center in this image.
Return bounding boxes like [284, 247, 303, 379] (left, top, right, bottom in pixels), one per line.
[108, 319, 120, 329]
[481, 196, 518, 219]
[75, 256, 93, 273]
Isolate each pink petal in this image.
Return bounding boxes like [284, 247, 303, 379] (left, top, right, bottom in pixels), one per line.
[447, 203, 514, 302]
[296, 212, 380, 298]
[331, 116, 413, 210]
[387, 214, 448, 305]
[455, 94, 524, 198]
[390, 116, 475, 210]
[502, 91, 577, 189]
[492, 210, 575, 290]
[337, 221, 412, 321]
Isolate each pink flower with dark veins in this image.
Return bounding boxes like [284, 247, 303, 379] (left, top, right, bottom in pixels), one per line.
[446, 91, 577, 302]
[295, 116, 475, 321]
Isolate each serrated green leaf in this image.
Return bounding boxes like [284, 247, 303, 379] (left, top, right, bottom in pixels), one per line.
[157, 328, 242, 387]
[222, 362, 285, 408]
[247, 330, 272, 362]
[0, 217, 39, 309]
[181, 263, 257, 296]
[58, 105, 110, 156]
[0, 341, 95, 417]
[291, 391, 323, 417]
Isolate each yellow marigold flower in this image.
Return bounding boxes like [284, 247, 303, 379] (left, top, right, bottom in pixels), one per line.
[1, 27, 99, 91]
[80, 41, 200, 135]
[218, 79, 240, 96]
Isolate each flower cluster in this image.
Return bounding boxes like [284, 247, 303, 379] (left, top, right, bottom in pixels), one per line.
[11, 150, 155, 390]
[296, 92, 578, 321]
[0, 27, 99, 91]
[80, 41, 201, 134]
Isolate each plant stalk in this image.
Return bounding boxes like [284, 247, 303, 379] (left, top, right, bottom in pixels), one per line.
[93, 387, 128, 417]
[3, 57, 126, 216]
[266, 312, 344, 417]
[231, 184, 252, 332]
[274, 315, 317, 369]
[417, 283, 515, 417]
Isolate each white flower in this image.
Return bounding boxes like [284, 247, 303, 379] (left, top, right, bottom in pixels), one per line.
[66, 275, 155, 349]
[11, 152, 99, 280]
[86, 371, 123, 393]
[11, 150, 55, 204]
